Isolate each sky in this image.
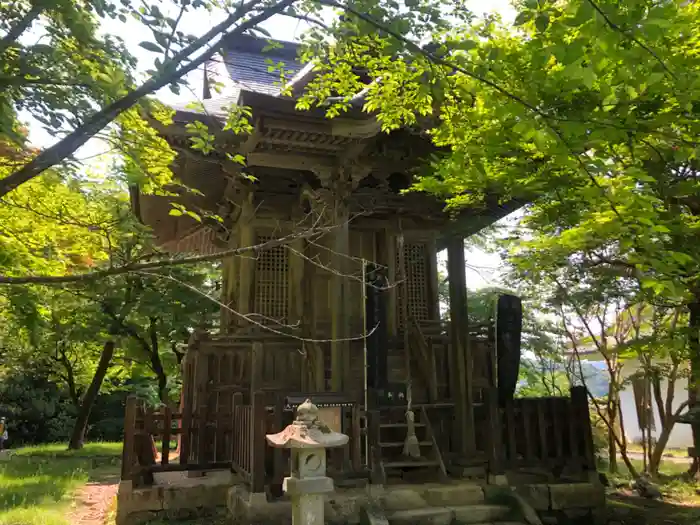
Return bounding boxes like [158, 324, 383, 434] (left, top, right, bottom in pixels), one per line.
[21, 0, 517, 289]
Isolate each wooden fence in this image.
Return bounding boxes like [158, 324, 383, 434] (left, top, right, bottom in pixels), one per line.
[494, 386, 595, 473]
[230, 391, 267, 492]
[121, 395, 253, 487]
[122, 386, 595, 489]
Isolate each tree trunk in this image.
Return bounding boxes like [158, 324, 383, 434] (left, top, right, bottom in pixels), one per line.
[68, 341, 115, 450]
[607, 381, 619, 473]
[148, 317, 168, 403]
[688, 301, 700, 478]
[650, 420, 674, 475]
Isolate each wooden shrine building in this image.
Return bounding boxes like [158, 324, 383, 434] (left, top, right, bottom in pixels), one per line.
[124, 34, 596, 492]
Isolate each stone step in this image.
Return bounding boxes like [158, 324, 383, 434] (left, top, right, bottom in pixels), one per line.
[384, 459, 440, 469]
[452, 505, 512, 524]
[380, 422, 427, 428]
[472, 523, 526, 525]
[380, 441, 432, 448]
[422, 484, 485, 507]
[387, 504, 511, 525]
[387, 507, 452, 525]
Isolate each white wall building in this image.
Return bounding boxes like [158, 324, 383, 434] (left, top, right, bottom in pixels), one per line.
[576, 353, 692, 449]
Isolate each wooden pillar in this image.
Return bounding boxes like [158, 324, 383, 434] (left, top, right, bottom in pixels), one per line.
[330, 201, 350, 392]
[218, 170, 243, 332]
[313, 165, 368, 392]
[446, 237, 476, 456]
[192, 348, 210, 475]
[288, 236, 305, 325]
[426, 238, 441, 321]
[121, 396, 138, 480]
[376, 228, 397, 337]
[250, 390, 267, 493]
[237, 189, 256, 324]
[288, 230, 311, 389]
[484, 386, 504, 478]
[220, 236, 240, 332]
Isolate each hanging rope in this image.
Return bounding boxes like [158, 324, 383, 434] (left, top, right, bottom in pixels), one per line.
[403, 379, 421, 458]
[398, 224, 421, 458]
[362, 259, 371, 466]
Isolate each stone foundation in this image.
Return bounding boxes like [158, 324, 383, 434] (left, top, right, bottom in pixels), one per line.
[115, 470, 234, 525]
[515, 481, 606, 525]
[116, 471, 605, 525]
[228, 481, 504, 525]
[228, 483, 377, 525]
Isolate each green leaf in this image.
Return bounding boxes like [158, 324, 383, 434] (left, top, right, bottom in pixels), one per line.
[581, 67, 595, 89]
[535, 13, 550, 33]
[139, 41, 162, 53]
[514, 11, 532, 26]
[168, 209, 183, 216]
[456, 39, 477, 51]
[647, 72, 664, 86]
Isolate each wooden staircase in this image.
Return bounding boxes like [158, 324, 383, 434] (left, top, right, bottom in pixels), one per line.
[375, 406, 447, 483]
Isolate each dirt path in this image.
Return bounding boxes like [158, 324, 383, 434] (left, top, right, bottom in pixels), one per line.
[66, 449, 177, 525]
[623, 451, 692, 464]
[68, 475, 120, 525]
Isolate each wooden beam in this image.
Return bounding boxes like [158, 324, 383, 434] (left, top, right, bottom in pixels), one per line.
[288, 236, 305, 326]
[446, 237, 476, 456]
[220, 233, 240, 332]
[426, 238, 440, 321]
[330, 203, 350, 392]
[247, 151, 335, 171]
[288, 235, 307, 388]
[236, 189, 256, 325]
[377, 228, 397, 337]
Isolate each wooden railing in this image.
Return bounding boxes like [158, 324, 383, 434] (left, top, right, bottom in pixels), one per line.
[230, 391, 267, 492]
[121, 397, 230, 486]
[497, 386, 595, 472]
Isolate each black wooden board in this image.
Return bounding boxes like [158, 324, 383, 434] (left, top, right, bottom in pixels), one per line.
[496, 294, 523, 405]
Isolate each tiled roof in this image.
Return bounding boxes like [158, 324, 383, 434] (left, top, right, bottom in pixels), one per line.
[171, 34, 305, 119]
[220, 47, 303, 96]
[169, 94, 240, 120]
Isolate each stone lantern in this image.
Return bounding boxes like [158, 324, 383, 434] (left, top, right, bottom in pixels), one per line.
[266, 399, 349, 525]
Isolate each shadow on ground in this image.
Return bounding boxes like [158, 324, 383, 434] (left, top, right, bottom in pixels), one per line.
[0, 454, 118, 514]
[606, 490, 700, 525]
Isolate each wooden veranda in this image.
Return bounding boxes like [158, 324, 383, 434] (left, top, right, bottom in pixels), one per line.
[121, 319, 596, 491]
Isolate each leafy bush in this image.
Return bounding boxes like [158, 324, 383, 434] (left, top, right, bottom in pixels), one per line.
[0, 366, 178, 446]
[0, 367, 75, 446]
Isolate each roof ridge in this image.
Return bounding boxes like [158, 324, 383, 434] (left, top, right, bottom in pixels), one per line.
[221, 33, 301, 60]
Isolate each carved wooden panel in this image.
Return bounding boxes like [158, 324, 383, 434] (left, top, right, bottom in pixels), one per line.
[253, 235, 289, 324]
[164, 227, 221, 254]
[397, 241, 430, 329]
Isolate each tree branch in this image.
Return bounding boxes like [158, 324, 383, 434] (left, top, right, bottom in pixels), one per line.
[0, 224, 329, 285]
[0, 3, 44, 55]
[0, 0, 295, 197]
[319, 0, 543, 116]
[585, 0, 676, 81]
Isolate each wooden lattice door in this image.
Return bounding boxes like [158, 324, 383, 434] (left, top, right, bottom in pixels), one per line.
[397, 241, 430, 329]
[253, 235, 289, 324]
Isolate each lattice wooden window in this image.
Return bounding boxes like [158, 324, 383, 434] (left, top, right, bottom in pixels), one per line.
[396, 241, 430, 329]
[253, 235, 289, 324]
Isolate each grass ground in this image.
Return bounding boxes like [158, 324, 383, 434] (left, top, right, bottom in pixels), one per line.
[604, 456, 700, 524]
[2, 441, 700, 525]
[626, 443, 689, 460]
[0, 442, 122, 525]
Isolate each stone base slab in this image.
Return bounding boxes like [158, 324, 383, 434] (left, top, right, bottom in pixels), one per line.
[117, 471, 605, 525]
[516, 482, 605, 511]
[116, 470, 234, 525]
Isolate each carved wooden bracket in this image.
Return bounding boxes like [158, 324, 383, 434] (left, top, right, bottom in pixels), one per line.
[311, 163, 372, 195]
